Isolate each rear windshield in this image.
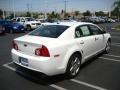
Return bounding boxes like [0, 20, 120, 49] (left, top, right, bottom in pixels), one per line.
[29, 25, 69, 38]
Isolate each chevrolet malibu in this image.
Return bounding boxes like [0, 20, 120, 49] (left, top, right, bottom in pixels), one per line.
[11, 22, 111, 78]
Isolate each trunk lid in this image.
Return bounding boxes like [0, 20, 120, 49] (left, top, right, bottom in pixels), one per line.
[14, 35, 54, 56]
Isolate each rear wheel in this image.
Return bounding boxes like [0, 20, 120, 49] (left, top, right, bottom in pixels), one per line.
[104, 40, 111, 54]
[66, 53, 81, 78]
[26, 25, 31, 31]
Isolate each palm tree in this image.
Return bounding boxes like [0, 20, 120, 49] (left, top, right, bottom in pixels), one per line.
[113, 0, 120, 8]
[113, 0, 120, 18]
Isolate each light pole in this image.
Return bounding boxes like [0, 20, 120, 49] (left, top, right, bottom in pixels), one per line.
[12, 0, 15, 18]
[31, 4, 33, 18]
[2, 9, 5, 19]
[44, 0, 48, 19]
[64, 0, 67, 18]
[64, 0, 67, 13]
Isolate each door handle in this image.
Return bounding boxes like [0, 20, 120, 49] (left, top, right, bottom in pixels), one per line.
[95, 37, 99, 41]
[80, 40, 84, 44]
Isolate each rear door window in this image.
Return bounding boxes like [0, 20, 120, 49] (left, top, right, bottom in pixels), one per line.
[75, 25, 92, 38]
[89, 25, 102, 35]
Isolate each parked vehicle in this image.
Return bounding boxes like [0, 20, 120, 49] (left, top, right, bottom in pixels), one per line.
[36, 19, 46, 23]
[60, 18, 77, 22]
[14, 17, 41, 31]
[11, 22, 111, 78]
[108, 18, 116, 23]
[0, 25, 5, 35]
[89, 17, 101, 23]
[0, 20, 25, 33]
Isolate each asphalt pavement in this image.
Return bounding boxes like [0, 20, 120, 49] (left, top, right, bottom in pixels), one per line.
[0, 22, 120, 90]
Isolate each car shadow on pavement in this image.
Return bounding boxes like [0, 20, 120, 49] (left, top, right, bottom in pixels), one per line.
[15, 53, 103, 86]
[15, 66, 69, 85]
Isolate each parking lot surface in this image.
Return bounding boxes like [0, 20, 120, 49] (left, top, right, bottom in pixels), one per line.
[0, 23, 120, 90]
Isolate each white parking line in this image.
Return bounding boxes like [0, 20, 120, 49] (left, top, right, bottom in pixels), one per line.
[112, 43, 120, 45]
[112, 36, 120, 39]
[3, 62, 109, 90]
[3, 63, 16, 71]
[104, 54, 120, 58]
[3, 62, 67, 90]
[112, 44, 120, 47]
[99, 57, 120, 62]
[50, 84, 67, 90]
[71, 79, 107, 90]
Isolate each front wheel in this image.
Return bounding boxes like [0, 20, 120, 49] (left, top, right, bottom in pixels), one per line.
[66, 53, 81, 78]
[26, 25, 31, 31]
[10, 30, 13, 34]
[104, 40, 111, 54]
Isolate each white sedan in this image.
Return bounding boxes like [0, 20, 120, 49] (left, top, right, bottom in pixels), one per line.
[11, 22, 111, 78]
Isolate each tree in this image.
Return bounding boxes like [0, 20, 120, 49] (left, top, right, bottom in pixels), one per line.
[9, 13, 14, 19]
[55, 13, 60, 19]
[74, 11, 80, 17]
[48, 11, 56, 18]
[83, 10, 91, 16]
[113, 0, 120, 18]
[111, 7, 119, 17]
[0, 9, 2, 19]
[95, 11, 106, 16]
[64, 12, 69, 18]
[26, 11, 31, 17]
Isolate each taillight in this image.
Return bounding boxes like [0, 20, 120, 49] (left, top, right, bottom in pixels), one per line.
[35, 45, 50, 57]
[12, 41, 18, 50]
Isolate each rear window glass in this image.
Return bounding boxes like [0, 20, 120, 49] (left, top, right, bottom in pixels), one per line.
[29, 25, 69, 38]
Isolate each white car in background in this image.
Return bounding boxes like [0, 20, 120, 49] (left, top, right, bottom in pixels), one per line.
[15, 17, 41, 31]
[11, 22, 111, 78]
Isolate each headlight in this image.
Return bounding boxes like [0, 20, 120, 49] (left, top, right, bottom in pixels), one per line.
[13, 26, 18, 29]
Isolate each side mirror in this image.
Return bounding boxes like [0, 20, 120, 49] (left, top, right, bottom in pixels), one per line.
[102, 30, 106, 34]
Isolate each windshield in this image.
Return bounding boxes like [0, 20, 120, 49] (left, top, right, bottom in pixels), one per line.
[25, 18, 34, 21]
[29, 25, 69, 38]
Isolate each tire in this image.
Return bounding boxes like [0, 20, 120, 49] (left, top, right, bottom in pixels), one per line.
[104, 40, 111, 54]
[10, 30, 13, 34]
[66, 53, 81, 78]
[26, 25, 31, 31]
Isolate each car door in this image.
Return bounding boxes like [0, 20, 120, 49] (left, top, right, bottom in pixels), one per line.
[75, 25, 96, 60]
[88, 25, 105, 53]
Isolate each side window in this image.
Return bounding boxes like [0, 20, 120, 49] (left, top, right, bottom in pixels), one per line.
[75, 27, 81, 38]
[89, 25, 102, 35]
[21, 18, 25, 22]
[75, 25, 91, 38]
[16, 18, 20, 22]
[80, 26, 91, 36]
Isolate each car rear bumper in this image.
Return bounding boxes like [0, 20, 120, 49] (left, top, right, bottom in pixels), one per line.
[11, 49, 65, 76]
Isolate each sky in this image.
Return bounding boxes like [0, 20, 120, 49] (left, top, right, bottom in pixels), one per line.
[0, 0, 116, 13]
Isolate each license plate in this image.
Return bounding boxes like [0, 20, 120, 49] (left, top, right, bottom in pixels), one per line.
[19, 57, 28, 66]
[21, 28, 24, 30]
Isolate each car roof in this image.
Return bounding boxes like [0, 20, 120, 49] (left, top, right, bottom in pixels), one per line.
[52, 22, 93, 27]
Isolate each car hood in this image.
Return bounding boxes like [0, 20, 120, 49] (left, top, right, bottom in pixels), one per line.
[7, 23, 24, 27]
[26, 21, 40, 23]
